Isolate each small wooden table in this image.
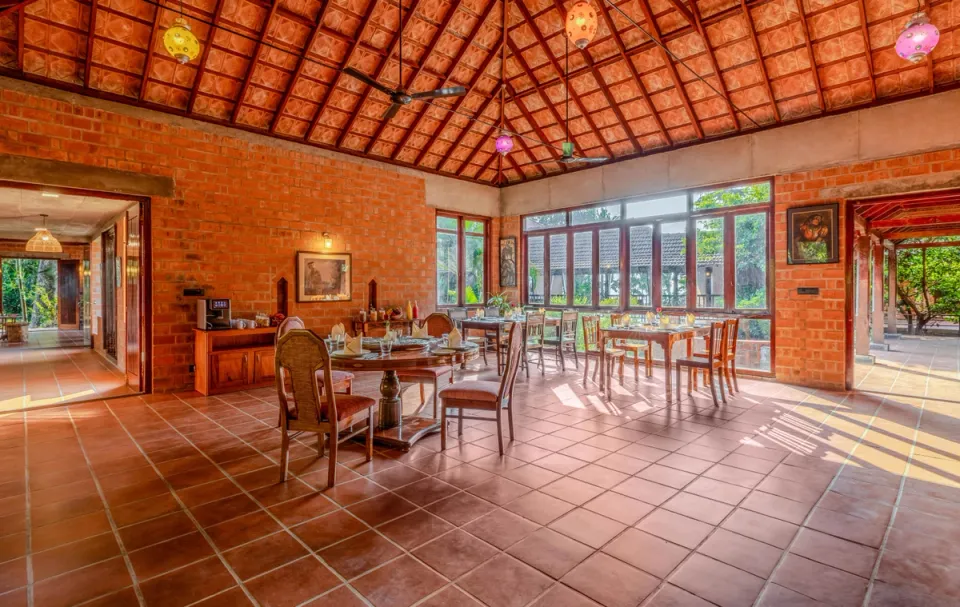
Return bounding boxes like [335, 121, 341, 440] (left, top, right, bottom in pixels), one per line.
[461, 316, 560, 374]
[599, 325, 711, 401]
[330, 342, 480, 450]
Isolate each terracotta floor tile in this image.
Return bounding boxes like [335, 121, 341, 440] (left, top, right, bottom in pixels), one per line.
[433, 464, 495, 489]
[867, 580, 957, 607]
[129, 530, 215, 580]
[671, 553, 765, 607]
[206, 510, 281, 551]
[459, 554, 554, 607]
[741, 491, 814, 525]
[568, 464, 629, 489]
[465, 477, 531, 506]
[367, 465, 428, 490]
[636, 508, 713, 549]
[535, 453, 590, 474]
[562, 553, 659, 607]
[507, 528, 593, 579]
[697, 528, 783, 578]
[662, 491, 734, 525]
[245, 557, 340, 607]
[31, 532, 120, 581]
[191, 493, 261, 528]
[377, 510, 454, 550]
[805, 507, 887, 548]
[541, 477, 605, 505]
[417, 586, 484, 607]
[703, 464, 766, 488]
[721, 509, 799, 549]
[0, 558, 26, 594]
[756, 584, 826, 606]
[463, 508, 539, 549]
[321, 478, 387, 506]
[594, 453, 651, 475]
[301, 585, 367, 607]
[529, 584, 603, 607]
[319, 530, 403, 579]
[636, 464, 698, 489]
[501, 464, 563, 489]
[30, 509, 111, 552]
[775, 554, 869, 606]
[110, 494, 181, 528]
[292, 510, 368, 551]
[646, 584, 717, 607]
[503, 490, 577, 525]
[117, 510, 196, 551]
[548, 508, 626, 549]
[351, 555, 446, 607]
[757, 476, 828, 504]
[611, 476, 678, 506]
[719, 453, 780, 475]
[223, 531, 308, 580]
[393, 478, 460, 508]
[684, 477, 750, 505]
[414, 529, 498, 579]
[602, 528, 689, 578]
[582, 491, 654, 525]
[83, 586, 142, 606]
[425, 492, 496, 526]
[346, 492, 418, 526]
[32, 557, 131, 607]
[267, 492, 338, 526]
[791, 528, 878, 578]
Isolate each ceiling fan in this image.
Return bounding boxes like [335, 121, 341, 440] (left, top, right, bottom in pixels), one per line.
[343, 0, 466, 121]
[531, 36, 608, 166]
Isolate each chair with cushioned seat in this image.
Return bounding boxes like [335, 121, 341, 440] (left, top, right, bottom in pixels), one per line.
[275, 329, 376, 487]
[275, 317, 353, 427]
[397, 312, 455, 418]
[438, 322, 523, 455]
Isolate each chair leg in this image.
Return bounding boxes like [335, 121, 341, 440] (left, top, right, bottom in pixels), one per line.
[633, 353, 639, 381]
[481, 341, 488, 365]
[327, 428, 339, 488]
[458, 406, 464, 437]
[723, 365, 734, 395]
[539, 348, 545, 376]
[440, 401, 447, 451]
[507, 398, 514, 441]
[432, 379, 439, 420]
[687, 367, 692, 394]
[583, 355, 590, 384]
[718, 366, 727, 404]
[645, 348, 652, 378]
[708, 368, 719, 407]
[366, 409, 374, 461]
[558, 344, 565, 371]
[675, 364, 681, 401]
[279, 427, 290, 483]
[496, 406, 504, 456]
[419, 383, 425, 405]
[317, 432, 324, 457]
[731, 361, 739, 392]
[524, 351, 530, 378]
[347, 380, 353, 395]
[573, 346, 580, 369]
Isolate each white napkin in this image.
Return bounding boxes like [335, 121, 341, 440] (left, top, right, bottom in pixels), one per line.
[411, 323, 429, 338]
[344, 335, 363, 355]
[686, 313, 696, 326]
[645, 311, 654, 324]
[447, 328, 462, 348]
[331, 323, 345, 338]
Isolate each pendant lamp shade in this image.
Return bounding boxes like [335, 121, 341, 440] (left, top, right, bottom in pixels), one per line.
[565, 1, 598, 49]
[25, 215, 61, 253]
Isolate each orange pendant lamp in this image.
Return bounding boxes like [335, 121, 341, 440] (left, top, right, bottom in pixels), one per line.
[565, 1, 599, 50]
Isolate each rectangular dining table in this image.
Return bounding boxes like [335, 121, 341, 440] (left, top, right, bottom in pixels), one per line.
[460, 316, 560, 375]
[599, 325, 711, 401]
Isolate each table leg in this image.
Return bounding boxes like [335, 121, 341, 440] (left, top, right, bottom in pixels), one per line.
[373, 370, 440, 450]
[497, 325, 503, 375]
[599, 334, 606, 391]
[663, 338, 673, 402]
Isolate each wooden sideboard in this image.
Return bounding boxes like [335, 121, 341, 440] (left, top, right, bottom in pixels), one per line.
[194, 327, 277, 396]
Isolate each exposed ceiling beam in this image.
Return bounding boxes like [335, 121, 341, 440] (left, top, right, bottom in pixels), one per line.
[84, 0, 98, 89]
[885, 228, 960, 240]
[870, 215, 960, 229]
[17, 7, 24, 71]
[139, 0, 165, 102]
[230, 0, 281, 124]
[896, 240, 960, 249]
[854, 0, 877, 101]
[795, 0, 825, 112]
[504, 81, 567, 171]
[269, 0, 333, 134]
[433, 89, 498, 173]
[186, 0, 227, 114]
[504, 38, 571, 155]
[737, 0, 781, 122]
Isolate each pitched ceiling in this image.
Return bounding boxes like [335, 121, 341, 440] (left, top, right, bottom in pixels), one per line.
[0, 0, 956, 186]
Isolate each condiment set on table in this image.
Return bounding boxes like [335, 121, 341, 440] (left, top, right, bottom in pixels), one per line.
[326, 321, 470, 359]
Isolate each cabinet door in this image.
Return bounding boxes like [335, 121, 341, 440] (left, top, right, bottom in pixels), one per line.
[211, 351, 248, 390]
[253, 349, 276, 383]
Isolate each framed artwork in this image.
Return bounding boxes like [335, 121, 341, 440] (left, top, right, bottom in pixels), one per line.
[787, 203, 839, 264]
[296, 251, 352, 302]
[499, 237, 517, 287]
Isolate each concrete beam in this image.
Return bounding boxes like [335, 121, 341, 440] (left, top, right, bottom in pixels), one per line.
[0, 154, 174, 198]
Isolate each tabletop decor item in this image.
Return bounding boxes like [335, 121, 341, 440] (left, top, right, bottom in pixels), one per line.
[787, 203, 839, 264]
[297, 251, 351, 302]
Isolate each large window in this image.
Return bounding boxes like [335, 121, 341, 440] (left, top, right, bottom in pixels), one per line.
[436, 213, 488, 307]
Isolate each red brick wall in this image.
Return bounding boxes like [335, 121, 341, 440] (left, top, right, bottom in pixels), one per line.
[0, 88, 440, 392]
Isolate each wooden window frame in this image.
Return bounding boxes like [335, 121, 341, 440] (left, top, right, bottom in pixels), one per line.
[436, 212, 490, 309]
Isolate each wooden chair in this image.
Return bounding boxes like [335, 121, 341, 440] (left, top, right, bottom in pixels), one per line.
[609, 313, 652, 380]
[675, 321, 727, 406]
[543, 310, 579, 371]
[397, 313, 455, 418]
[582, 315, 624, 385]
[438, 322, 523, 455]
[275, 317, 353, 427]
[275, 330, 376, 487]
[692, 318, 739, 394]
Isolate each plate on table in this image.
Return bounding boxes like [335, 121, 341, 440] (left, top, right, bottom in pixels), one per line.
[332, 349, 372, 358]
[434, 344, 475, 353]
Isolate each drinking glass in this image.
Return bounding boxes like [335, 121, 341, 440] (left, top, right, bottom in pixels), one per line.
[441, 333, 449, 348]
[379, 339, 393, 356]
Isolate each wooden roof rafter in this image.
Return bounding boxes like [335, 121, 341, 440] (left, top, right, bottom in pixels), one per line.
[186, 0, 228, 113]
[504, 38, 571, 163]
[230, 0, 282, 124]
[140, 0, 166, 101]
[854, 0, 877, 101]
[433, 86, 499, 173]
[737, 0, 781, 123]
[794, 0, 825, 112]
[84, 0, 99, 89]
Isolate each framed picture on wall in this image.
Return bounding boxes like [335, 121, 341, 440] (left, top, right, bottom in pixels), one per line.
[296, 251, 352, 302]
[499, 237, 517, 287]
[787, 203, 839, 265]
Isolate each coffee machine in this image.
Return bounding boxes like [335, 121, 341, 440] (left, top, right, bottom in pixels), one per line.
[197, 298, 231, 330]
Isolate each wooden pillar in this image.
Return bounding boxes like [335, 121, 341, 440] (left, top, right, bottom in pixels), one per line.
[887, 247, 897, 335]
[855, 236, 871, 355]
[871, 241, 884, 344]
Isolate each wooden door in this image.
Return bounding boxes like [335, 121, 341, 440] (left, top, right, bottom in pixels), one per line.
[102, 225, 117, 359]
[252, 349, 276, 384]
[57, 260, 80, 329]
[211, 351, 248, 390]
[126, 208, 141, 389]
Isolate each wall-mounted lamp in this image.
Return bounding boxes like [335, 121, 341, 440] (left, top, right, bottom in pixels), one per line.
[704, 267, 713, 278]
[322, 232, 333, 249]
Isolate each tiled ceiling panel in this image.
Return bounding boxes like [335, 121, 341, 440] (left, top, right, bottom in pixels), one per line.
[1, 0, 957, 185]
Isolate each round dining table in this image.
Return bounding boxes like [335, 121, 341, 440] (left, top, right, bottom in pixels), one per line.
[329, 341, 481, 450]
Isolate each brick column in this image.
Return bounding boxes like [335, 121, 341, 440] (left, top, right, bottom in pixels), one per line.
[872, 241, 884, 344]
[887, 247, 898, 335]
[855, 236, 871, 356]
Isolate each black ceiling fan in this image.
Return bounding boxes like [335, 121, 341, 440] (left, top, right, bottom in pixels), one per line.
[343, 0, 466, 120]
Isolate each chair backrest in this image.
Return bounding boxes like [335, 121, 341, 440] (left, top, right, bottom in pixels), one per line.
[498, 323, 524, 404]
[421, 312, 454, 337]
[275, 316, 305, 345]
[560, 310, 578, 340]
[466, 308, 481, 318]
[484, 306, 501, 318]
[446, 308, 467, 321]
[582, 314, 601, 350]
[524, 312, 545, 345]
[707, 321, 726, 363]
[610, 313, 624, 327]
[275, 329, 337, 425]
[725, 318, 739, 358]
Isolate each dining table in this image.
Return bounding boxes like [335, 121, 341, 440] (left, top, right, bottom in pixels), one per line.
[599, 324, 712, 402]
[329, 340, 480, 450]
[460, 316, 561, 374]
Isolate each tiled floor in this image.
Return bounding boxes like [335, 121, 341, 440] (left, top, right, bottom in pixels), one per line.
[1, 337, 958, 607]
[0, 336, 136, 412]
[1, 329, 89, 350]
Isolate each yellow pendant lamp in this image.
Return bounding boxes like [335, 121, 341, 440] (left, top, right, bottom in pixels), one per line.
[25, 215, 62, 254]
[163, 0, 200, 65]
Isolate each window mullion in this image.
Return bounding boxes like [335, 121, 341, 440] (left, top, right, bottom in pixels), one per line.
[652, 223, 662, 309]
[724, 213, 735, 313]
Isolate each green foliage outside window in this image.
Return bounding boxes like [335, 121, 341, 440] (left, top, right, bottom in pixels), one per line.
[1, 258, 58, 328]
[896, 244, 960, 333]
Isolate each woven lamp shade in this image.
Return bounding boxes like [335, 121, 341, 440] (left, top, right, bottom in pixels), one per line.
[25, 229, 62, 253]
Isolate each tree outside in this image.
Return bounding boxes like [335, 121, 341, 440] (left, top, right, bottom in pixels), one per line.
[2, 258, 59, 328]
[895, 243, 960, 334]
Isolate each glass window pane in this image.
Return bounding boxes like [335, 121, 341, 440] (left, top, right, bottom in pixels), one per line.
[571, 203, 622, 226]
[549, 234, 568, 305]
[661, 222, 687, 307]
[437, 232, 458, 305]
[737, 318, 771, 372]
[629, 226, 652, 307]
[693, 182, 771, 210]
[625, 195, 687, 219]
[598, 229, 620, 307]
[735, 213, 767, 309]
[527, 236, 544, 304]
[465, 234, 484, 304]
[437, 216, 457, 230]
[465, 220, 484, 234]
[695, 218, 724, 309]
[524, 212, 566, 231]
[573, 232, 593, 306]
